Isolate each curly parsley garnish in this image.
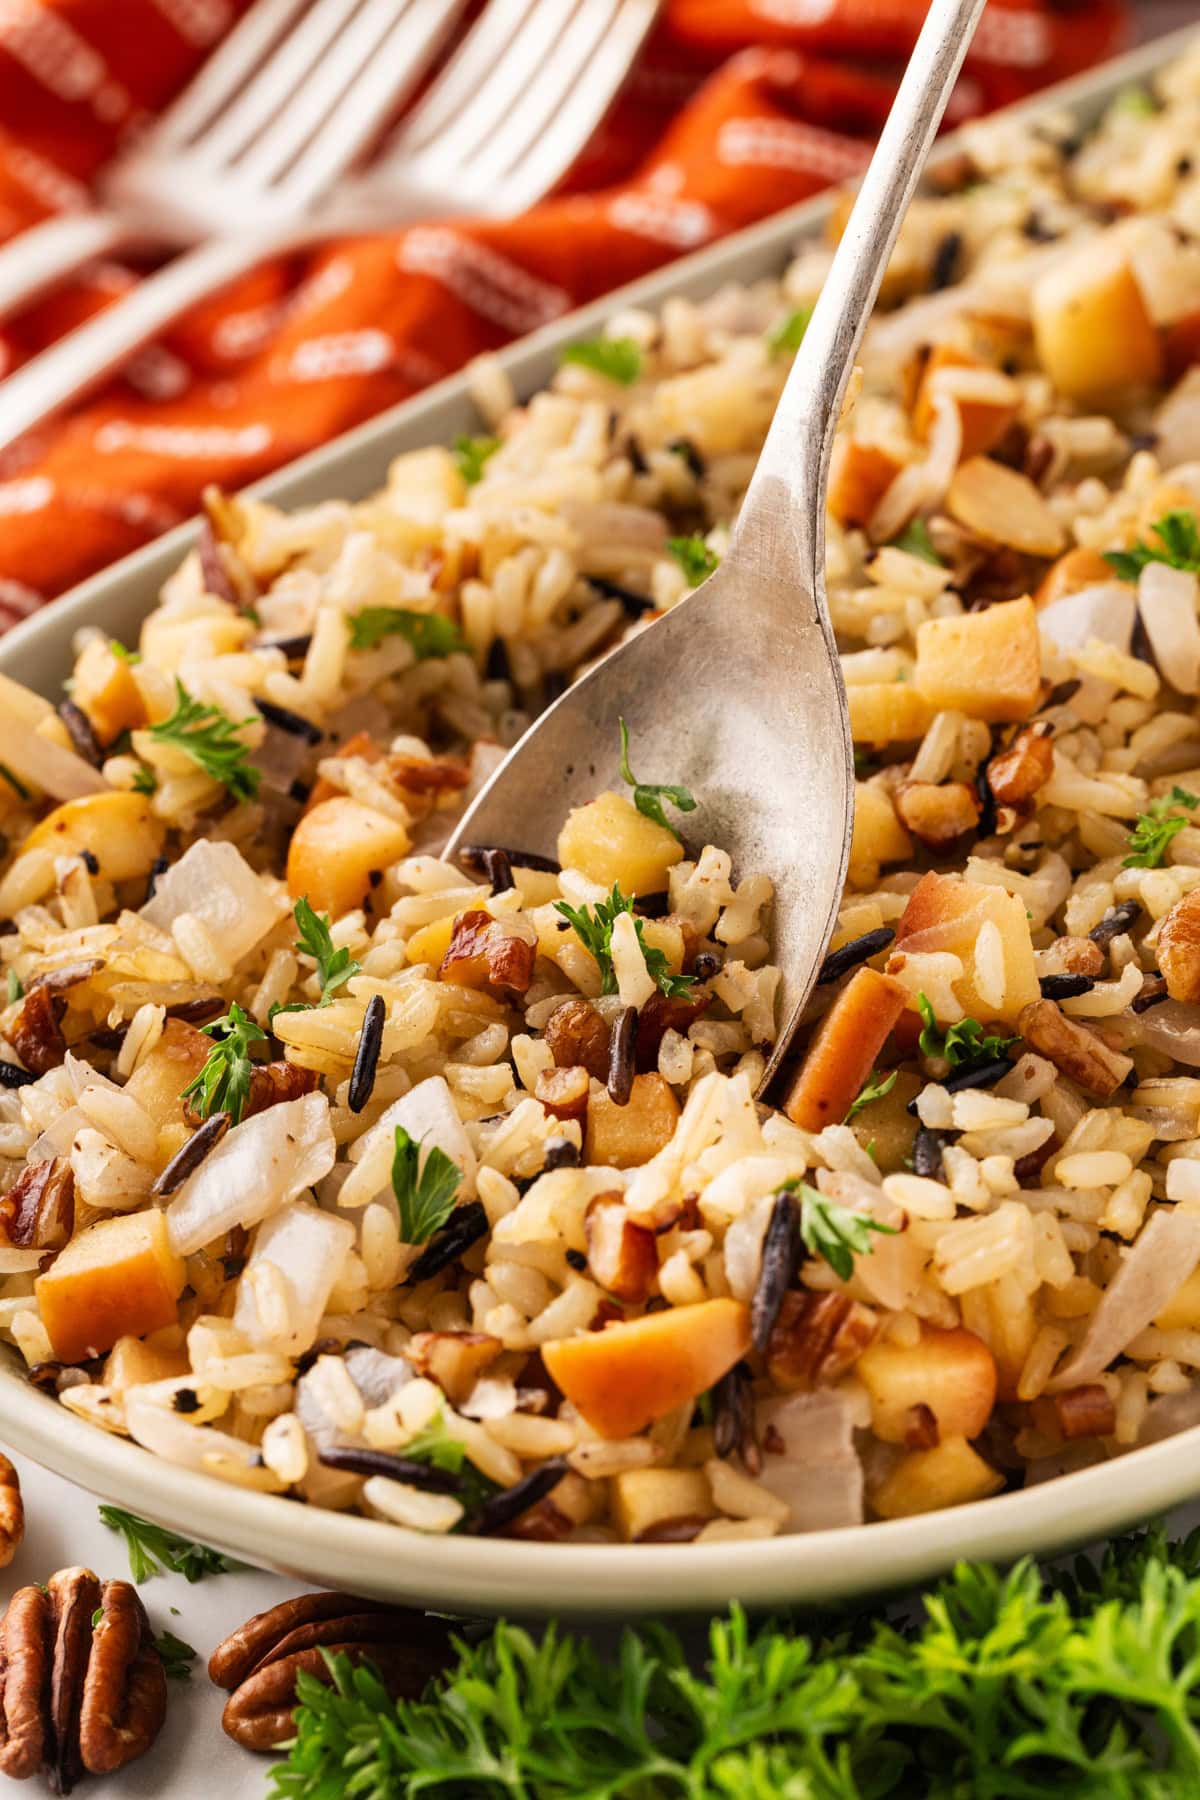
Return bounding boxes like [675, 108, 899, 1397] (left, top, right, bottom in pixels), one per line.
[1123, 785, 1199, 868]
[392, 1125, 462, 1246]
[555, 884, 695, 1000]
[179, 1001, 266, 1125]
[766, 303, 813, 354]
[130, 764, 157, 796]
[844, 1068, 898, 1123]
[890, 518, 944, 565]
[346, 607, 465, 657]
[109, 638, 141, 664]
[777, 1177, 897, 1280]
[147, 679, 260, 801]
[99, 1506, 240, 1583]
[560, 336, 642, 385]
[452, 433, 499, 486]
[1105, 508, 1200, 582]
[155, 1629, 199, 1681]
[666, 533, 720, 585]
[617, 717, 696, 842]
[271, 898, 362, 1021]
[916, 992, 1018, 1068]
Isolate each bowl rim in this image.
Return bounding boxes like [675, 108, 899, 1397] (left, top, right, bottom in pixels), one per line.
[2, 25, 1198, 1612]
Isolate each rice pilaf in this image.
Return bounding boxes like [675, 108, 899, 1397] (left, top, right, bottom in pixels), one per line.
[5, 58, 1200, 1543]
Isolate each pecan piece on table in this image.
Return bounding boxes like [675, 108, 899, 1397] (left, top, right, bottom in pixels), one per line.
[0, 1454, 22, 1567]
[211, 1593, 455, 1752]
[0, 1159, 75, 1252]
[0, 1567, 166, 1792]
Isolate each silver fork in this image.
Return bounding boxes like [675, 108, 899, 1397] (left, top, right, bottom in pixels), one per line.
[0, 0, 467, 319]
[0, 0, 659, 450]
[445, 0, 986, 1100]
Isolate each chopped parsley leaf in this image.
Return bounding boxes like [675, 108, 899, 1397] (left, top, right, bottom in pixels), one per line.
[1105, 508, 1200, 582]
[346, 607, 465, 657]
[147, 679, 260, 802]
[666, 533, 720, 585]
[617, 717, 696, 842]
[179, 1001, 266, 1125]
[392, 1125, 462, 1245]
[560, 337, 642, 385]
[1123, 785, 1199, 868]
[555, 884, 695, 1001]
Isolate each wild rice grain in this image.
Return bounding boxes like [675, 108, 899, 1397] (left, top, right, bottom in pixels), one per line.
[348, 993, 385, 1114]
[1132, 978, 1169, 1014]
[318, 1445, 463, 1495]
[942, 1058, 1015, 1093]
[464, 1455, 570, 1535]
[712, 1359, 760, 1474]
[585, 575, 655, 617]
[543, 1138, 579, 1170]
[0, 1062, 36, 1089]
[57, 701, 101, 767]
[1039, 974, 1095, 999]
[912, 1126, 948, 1180]
[751, 1190, 799, 1354]
[460, 843, 560, 877]
[607, 1006, 637, 1106]
[406, 1200, 489, 1284]
[145, 856, 169, 902]
[1090, 900, 1141, 947]
[259, 634, 313, 660]
[152, 1110, 231, 1196]
[816, 927, 896, 985]
[253, 697, 323, 744]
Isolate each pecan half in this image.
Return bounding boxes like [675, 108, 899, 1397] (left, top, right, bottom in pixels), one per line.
[986, 724, 1054, 812]
[0, 1454, 22, 1567]
[584, 1191, 657, 1304]
[1017, 999, 1133, 1098]
[211, 1593, 454, 1752]
[1157, 888, 1200, 1004]
[765, 1291, 878, 1391]
[543, 998, 610, 1080]
[6, 990, 66, 1078]
[441, 910, 536, 997]
[407, 1330, 502, 1406]
[0, 1568, 165, 1792]
[1033, 1383, 1117, 1443]
[0, 1159, 74, 1251]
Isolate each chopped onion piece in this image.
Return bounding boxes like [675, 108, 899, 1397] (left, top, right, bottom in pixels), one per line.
[0, 711, 108, 801]
[1137, 563, 1200, 694]
[755, 1392, 863, 1531]
[1038, 582, 1135, 653]
[141, 839, 288, 970]
[234, 1200, 355, 1353]
[125, 1390, 285, 1492]
[340, 1075, 477, 1208]
[1048, 1208, 1200, 1390]
[166, 1093, 336, 1255]
[1130, 1000, 1200, 1067]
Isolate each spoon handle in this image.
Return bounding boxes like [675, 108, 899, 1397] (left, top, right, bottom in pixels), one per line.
[731, 0, 987, 599]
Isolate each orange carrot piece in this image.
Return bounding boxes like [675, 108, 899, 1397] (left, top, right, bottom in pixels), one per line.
[542, 1298, 751, 1439]
[784, 966, 908, 1132]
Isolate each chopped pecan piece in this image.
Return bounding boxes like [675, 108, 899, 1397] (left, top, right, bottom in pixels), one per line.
[440, 910, 536, 997]
[535, 1064, 590, 1123]
[765, 1291, 878, 1391]
[28, 961, 103, 999]
[986, 724, 1054, 811]
[1157, 888, 1200, 1004]
[211, 1593, 453, 1751]
[0, 1568, 166, 1791]
[1035, 936, 1105, 978]
[894, 780, 981, 847]
[6, 989, 65, 1078]
[543, 997, 610, 1079]
[634, 988, 711, 1070]
[385, 755, 470, 800]
[407, 1330, 502, 1405]
[1017, 999, 1133, 1098]
[182, 1059, 317, 1127]
[584, 1191, 657, 1304]
[1032, 1383, 1116, 1442]
[0, 1159, 74, 1252]
[0, 1455, 21, 1568]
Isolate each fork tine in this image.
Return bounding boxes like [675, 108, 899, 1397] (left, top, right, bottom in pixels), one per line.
[151, 0, 317, 151]
[277, 0, 466, 204]
[392, 0, 574, 172]
[491, 0, 659, 211]
[186, 0, 374, 169]
[480, 0, 627, 180]
[391, 0, 540, 152]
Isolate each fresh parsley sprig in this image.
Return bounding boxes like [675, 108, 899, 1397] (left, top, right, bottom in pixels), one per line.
[99, 1505, 240, 1583]
[666, 533, 720, 585]
[766, 303, 813, 354]
[890, 518, 944, 565]
[346, 607, 465, 657]
[179, 1002, 266, 1125]
[271, 1524, 1200, 1798]
[560, 336, 642, 385]
[155, 1629, 199, 1681]
[780, 1178, 897, 1281]
[916, 992, 1018, 1068]
[844, 1068, 898, 1123]
[147, 679, 260, 801]
[617, 717, 696, 842]
[1105, 507, 1200, 582]
[1123, 785, 1199, 868]
[554, 884, 695, 1001]
[392, 1125, 461, 1245]
[272, 897, 362, 1021]
[452, 433, 499, 486]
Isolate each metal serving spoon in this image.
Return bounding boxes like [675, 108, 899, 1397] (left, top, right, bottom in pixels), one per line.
[447, 0, 987, 1094]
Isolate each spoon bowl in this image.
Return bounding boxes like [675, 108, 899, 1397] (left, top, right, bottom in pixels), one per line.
[448, 0, 988, 1092]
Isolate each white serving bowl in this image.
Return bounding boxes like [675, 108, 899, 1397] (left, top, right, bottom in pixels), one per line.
[1, 27, 1196, 1613]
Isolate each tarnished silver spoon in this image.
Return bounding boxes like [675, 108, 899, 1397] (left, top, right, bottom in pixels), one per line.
[447, 0, 987, 1093]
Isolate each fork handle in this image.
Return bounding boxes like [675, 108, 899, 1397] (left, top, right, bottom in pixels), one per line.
[0, 231, 302, 449]
[732, 0, 987, 600]
[0, 210, 134, 321]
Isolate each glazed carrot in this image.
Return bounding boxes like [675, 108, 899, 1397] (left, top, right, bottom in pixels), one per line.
[784, 966, 908, 1132]
[542, 1298, 751, 1440]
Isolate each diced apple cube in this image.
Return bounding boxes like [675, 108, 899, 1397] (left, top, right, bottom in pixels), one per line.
[557, 791, 682, 897]
[1032, 246, 1163, 401]
[912, 346, 1019, 460]
[872, 1436, 1004, 1519]
[611, 1468, 714, 1541]
[891, 870, 1039, 1024]
[36, 1210, 187, 1364]
[784, 966, 907, 1132]
[849, 782, 913, 888]
[847, 683, 933, 747]
[285, 797, 410, 918]
[827, 440, 906, 529]
[72, 639, 147, 745]
[20, 792, 164, 892]
[585, 1074, 680, 1168]
[855, 1324, 996, 1444]
[914, 596, 1041, 724]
